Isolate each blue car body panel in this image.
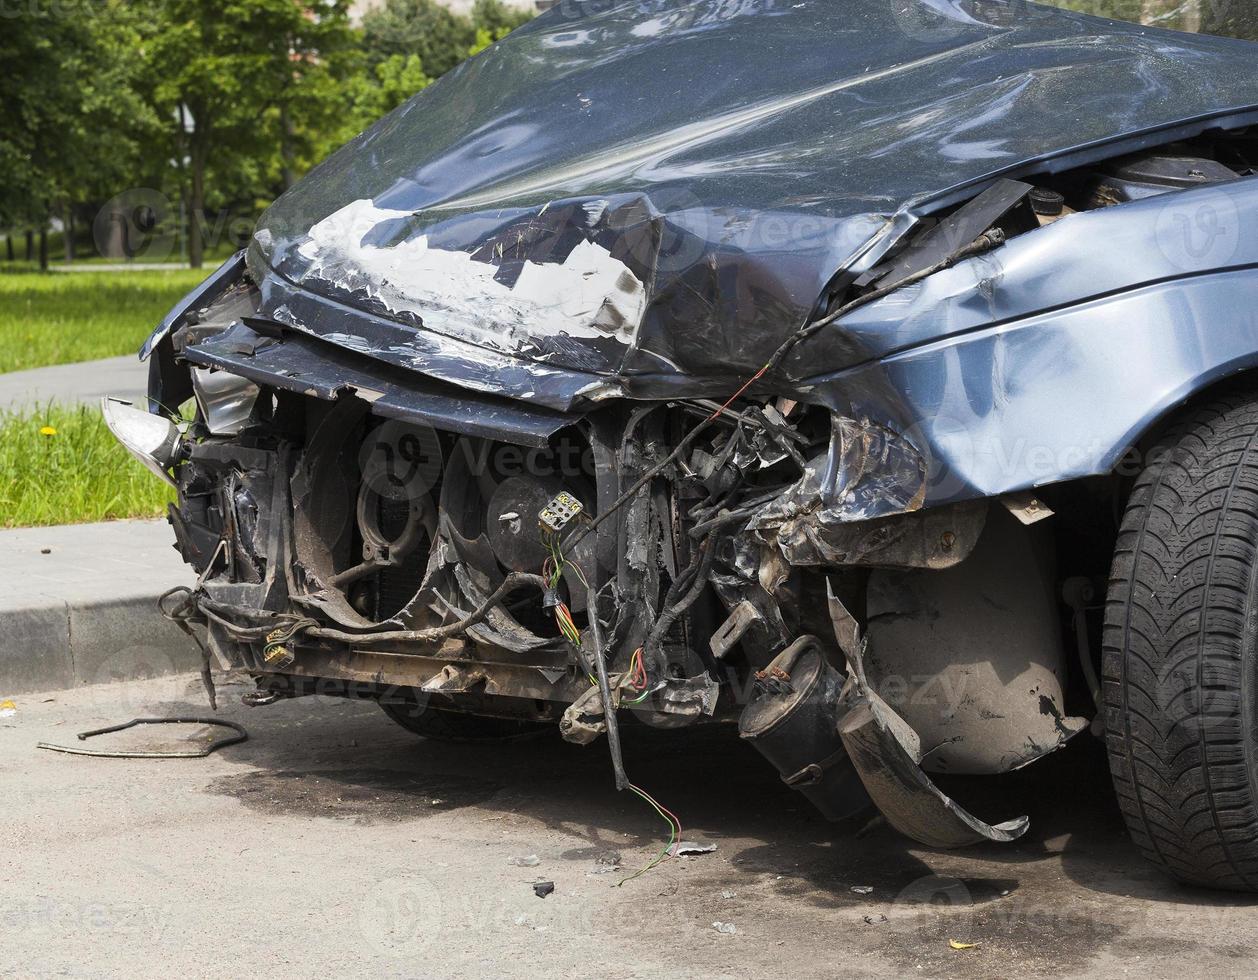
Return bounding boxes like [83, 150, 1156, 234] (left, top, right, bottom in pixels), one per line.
[799, 177, 1258, 504]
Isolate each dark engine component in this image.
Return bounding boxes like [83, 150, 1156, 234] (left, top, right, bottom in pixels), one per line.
[486, 475, 568, 572]
[1088, 148, 1240, 206]
[738, 636, 869, 821]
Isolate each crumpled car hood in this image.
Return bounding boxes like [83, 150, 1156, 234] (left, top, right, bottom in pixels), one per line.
[251, 0, 1258, 392]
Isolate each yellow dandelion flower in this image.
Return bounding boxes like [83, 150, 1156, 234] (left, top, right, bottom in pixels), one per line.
[39, 426, 57, 437]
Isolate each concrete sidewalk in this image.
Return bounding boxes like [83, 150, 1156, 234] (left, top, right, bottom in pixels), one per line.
[0, 354, 149, 411]
[0, 519, 198, 694]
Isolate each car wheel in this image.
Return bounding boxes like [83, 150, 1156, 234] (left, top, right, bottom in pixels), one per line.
[1105, 390, 1258, 891]
[379, 697, 551, 743]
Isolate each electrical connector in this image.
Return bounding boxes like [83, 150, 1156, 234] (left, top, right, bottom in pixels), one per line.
[539, 491, 583, 533]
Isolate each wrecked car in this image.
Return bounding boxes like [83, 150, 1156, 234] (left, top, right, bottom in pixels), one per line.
[107, 0, 1258, 890]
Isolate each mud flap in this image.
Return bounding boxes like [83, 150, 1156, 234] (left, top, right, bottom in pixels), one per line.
[828, 584, 1029, 848]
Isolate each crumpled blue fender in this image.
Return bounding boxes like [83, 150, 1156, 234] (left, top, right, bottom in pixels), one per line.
[799, 176, 1258, 508]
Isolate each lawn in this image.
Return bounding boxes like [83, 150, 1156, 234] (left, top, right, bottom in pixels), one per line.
[0, 267, 207, 373]
[0, 404, 175, 527]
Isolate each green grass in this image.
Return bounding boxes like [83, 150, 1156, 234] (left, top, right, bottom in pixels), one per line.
[0, 404, 175, 527]
[0, 268, 207, 373]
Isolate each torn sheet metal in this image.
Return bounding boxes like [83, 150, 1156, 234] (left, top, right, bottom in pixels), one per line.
[140, 251, 244, 361]
[838, 699, 1030, 849]
[829, 586, 1029, 849]
[296, 199, 647, 351]
[750, 415, 970, 566]
[802, 177, 1258, 506]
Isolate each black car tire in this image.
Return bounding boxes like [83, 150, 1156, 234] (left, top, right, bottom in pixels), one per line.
[379, 698, 550, 743]
[1105, 390, 1258, 891]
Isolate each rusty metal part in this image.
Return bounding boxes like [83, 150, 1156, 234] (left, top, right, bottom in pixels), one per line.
[271, 643, 586, 705]
[421, 664, 489, 694]
[559, 684, 608, 745]
[1002, 491, 1055, 525]
[749, 415, 989, 570]
[759, 497, 988, 570]
[709, 599, 763, 659]
[299, 571, 549, 646]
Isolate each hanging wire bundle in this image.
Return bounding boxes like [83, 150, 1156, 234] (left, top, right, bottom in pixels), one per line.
[541, 528, 680, 883]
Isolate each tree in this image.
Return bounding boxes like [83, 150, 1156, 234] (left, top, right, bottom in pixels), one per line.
[0, 2, 155, 269]
[340, 54, 433, 138]
[1198, 0, 1258, 39]
[140, 0, 356, 267]
[361, 0, 476, 79]
[361, 0, 534, 77]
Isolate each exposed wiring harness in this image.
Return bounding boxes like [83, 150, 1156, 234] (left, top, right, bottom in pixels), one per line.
[563, 227, 1008, 552]
[618, 784, 682, 886]
[540, 529, 683, 884]
[521, 242, 1025, 876]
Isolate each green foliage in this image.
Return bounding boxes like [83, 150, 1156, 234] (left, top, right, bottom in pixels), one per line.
[471, 0, 534, 36]
[343, 54, 434, 130]
[136, 0, 361, 264]
[0, 268, 207, 372]
[362, 0, 476, 78]
[0, 3, 158, 248]
[0, 0, 537, 266]
[0, 404, 176, 527]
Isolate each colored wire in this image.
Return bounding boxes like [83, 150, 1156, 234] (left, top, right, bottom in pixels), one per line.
[617, 782, 683, 886]
[541, 533, 680, 884]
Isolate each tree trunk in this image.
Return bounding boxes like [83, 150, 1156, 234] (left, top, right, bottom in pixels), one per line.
[25, 230, 33, 261]
[5, 236, 13, 262]
[38, 225, 48, 272]
[189, 137, 206, 269]
[63, 203, 75, 263]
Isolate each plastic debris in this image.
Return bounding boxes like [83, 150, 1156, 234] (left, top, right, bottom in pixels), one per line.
[533, 881, 555, 898]
[948, 940, 980, 950]
[672, 841, 717, 856]
[508, 854, 540, 867]
[712, 921, 737, 935]
[864, 914, 888, 925]
[0, 700, 15, 719]
[850, 885, 874, 895]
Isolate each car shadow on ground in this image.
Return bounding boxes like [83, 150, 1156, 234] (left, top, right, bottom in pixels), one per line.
[183, 676, 1258, 916]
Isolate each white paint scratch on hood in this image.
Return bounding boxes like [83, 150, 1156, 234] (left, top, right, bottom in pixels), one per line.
[296, 199, 647, 349]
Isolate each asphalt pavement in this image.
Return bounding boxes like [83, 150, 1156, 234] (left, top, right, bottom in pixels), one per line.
[2, 673, 1256, 979]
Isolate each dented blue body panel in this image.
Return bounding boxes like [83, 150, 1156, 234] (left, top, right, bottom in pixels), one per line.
[800, 176, 1258, 504]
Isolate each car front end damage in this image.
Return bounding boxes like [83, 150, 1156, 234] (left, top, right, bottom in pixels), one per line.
[107, 0, 1258, 854]
[116, 272, 1052, 846]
